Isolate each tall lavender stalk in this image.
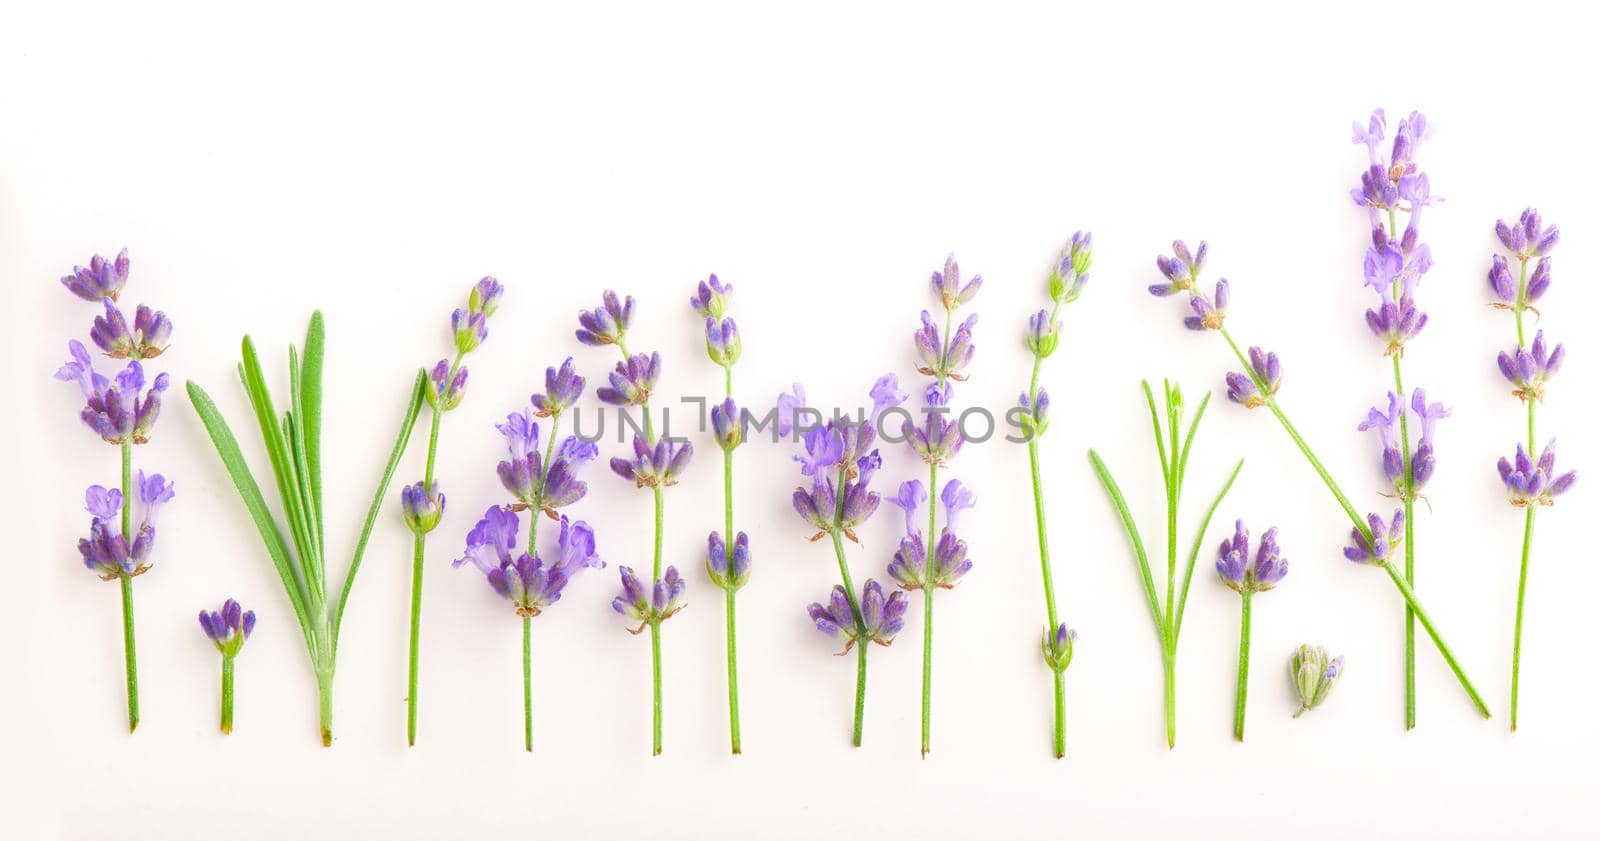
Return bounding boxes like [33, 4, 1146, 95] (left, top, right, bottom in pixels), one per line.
[57, 249, 175, 733]
[1487, 208, 1574, 730]
[1019, 233, 1091, 757]
[402, 277, 503, 746]
[690, 276, 751, 753]
[1148, 240, 1491, 719]
[1351, 108, 1443, 728]
[580, 291, 694, 755]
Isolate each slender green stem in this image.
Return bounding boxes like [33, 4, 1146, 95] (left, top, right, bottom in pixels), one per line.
[117, 441, 139, 734]
[921, 462, 938, 756]
[1510, 507, 1536, 731]
[724, 586, 741, 754]
[406, 533, 425, 746]
[721, 362, 742, 754]
[523, 616, 533, 752]
[828, 525, 867, 746]
[221, 656, 236, 735]
[1029, 440, 1067, 758]
[317, 670, 334, 746]
[1162, 650, 1176, 749]
[1233, 591, 1252, 742]
[1392, 352, 1417, 731]
[649, 620, 663, 756]
[1380, 561, 1490, 717]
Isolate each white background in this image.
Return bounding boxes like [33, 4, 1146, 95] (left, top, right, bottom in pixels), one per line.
[4, 1, 1596, 838]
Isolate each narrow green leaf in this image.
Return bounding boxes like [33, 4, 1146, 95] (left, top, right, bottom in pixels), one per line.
[1175, 391, 1212, 491]
[1140, 380, 1169, 485]
[332, 369, 428, 647]
[1174, 458, 1245, 640]
[1089, 449, 1165, 639]
[241, 336, 317, 580]
[301, 311, 326, 558]
[187, 379, 317, 658]
[287, 348, 326, 599]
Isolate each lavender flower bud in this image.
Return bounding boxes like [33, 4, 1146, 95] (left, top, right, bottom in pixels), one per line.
[807, 579, 907, 652]
[1498, 439, 1577, 507]
[609, 435, 692, 488]
[453, 505, 519, 574]
[1017, 390, 1050, 440]
[1150, 240, 1205, 296]
[706, 531, 751, 591]
[199, 599, 256, 657]
[1365, 295, 1427, 356]
[905, 409, 963, 466]
[705, 317, 742, 366]
[451, 308, 489, 354]
[931, 254, 982, 311]
[1526, 258, 1552, 303]
[60, 249, 130, 302]
[531, 357, 585, 417]
[424, 359, 468, 411]
[689, 274, 732, 319]
[1343, 509, 1405, 565]
[575, 290, 634, 346]
[1183, 279, 1228, 331]
[710, 397, 745, 451]
[483, 517, 602, 616]
[1487, 255, 1517, 304]
[1215, 520, 1289, 594]
[468, 276, 504, 317]
[1026, 309, 1060, 358]
[612, 566, 686, 631]
[1227, 346, 1281, 408]
[1291, 644, 1343, 716]
[596, 352, 660, 406]
[400, 480, 446, 534]
[1497, 330, 1564, 402]
[1040, 622, 1077, 673]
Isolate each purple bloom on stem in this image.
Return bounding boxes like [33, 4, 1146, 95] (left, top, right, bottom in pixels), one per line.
[85, 485, 123, 521]
[1226, 346, 1281, 409]
[199, 599, 256, 656]
[1151, 240, 1205, 296]
[531, 357, 585, 417]
[775, 383, 808, 438]
[539, 435, 597, 512]
[425, 359, 468, 411]
[1219, 521, 1288, 593]
[711, 397, 745, 451]
[914, 312, 978, 382]
[792, 478, 836, 540]
[1050, 232, 1092, 303]
[60, 249, 130, 302]
[495, 410, 540, 506]
[1498, 440, 1577, 507]
[807, 579, 907, 652]
[1358, 392, 1406, 485]
[1409, 388, 1449, 489]
[452, 308, 489, 354]
[1026, 309, 1060, 358]
[1526, 258, 1552, 303]
[1352, 109, 1386, 163]
[1018, 389, 1050, 439]
[1343, 510, 1405, 565]
[400, 480, 445, 534]
[705, 317, 741, 366]
[453, 506, 520, 574]
[1496, 208, 1560, 261]
[596, 352, 660, 406]
[931, 254, 982, 311]
[1365, 296, 1427, 356]
[57, 345, 170, 445]
[1041, 622, 1077, 672]
[689, 274, 732, 319]
[707, 531, 751, 590]
[469, 277, 503, 316]
[940, 479, 975, 533]
[575, 290, 634, 346]
[77, 476, 172, 580]
[485, 517, 602, 617]
[609, 435, 692, 488]
[794, 426, 844, 476]
[1183, 279, 1228, 331]
[1497, 330, 1564, 402]
[887, 479, 926, 537]
[869, 374, 908, 421]
[612, 565, 685, 632]
[906, 409, 963, 466]
[1487, 255, 1517, 304]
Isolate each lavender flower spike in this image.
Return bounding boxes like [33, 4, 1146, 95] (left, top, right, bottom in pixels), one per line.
[689, 274, 732, 318]
[807, 579, 908, 653]
[574, 290, 634, 347]
[1215, 520, 1288, 594]
[613, 565, 686, 633]
[1150, 240, 1206, 297]
[531, 357, 585, 418]
[200, 597, 256, 734]
[1343, 509, 1405, 565]
[609, 435, 693, 488]
[931, 254, 982, 311]
[1496, 207, 1561, 261]
[400, 481, 445, 534]
[1226, 346, 1281, 409]
[60, 249, 130, 302]
[1183, 279, 1228, 331]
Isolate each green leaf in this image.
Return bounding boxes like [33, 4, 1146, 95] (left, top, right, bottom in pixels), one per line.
[240, 336, 317, 584]
[1175, 390, 1212, 491]
[301, 311, 326, 557]
[1089, 448, 1164, 640]
[1174, 458, 1244, 640]
[332, 369, 428, 648]
[187, 379, 317, 658]
[287, 347, 325, 598]
[1140, 380, 1169, 486]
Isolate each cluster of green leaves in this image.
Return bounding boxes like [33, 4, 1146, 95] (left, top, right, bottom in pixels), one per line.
[187, 311, 425, 744]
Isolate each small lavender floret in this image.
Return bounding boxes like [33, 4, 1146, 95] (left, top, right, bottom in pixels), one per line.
[57, 343, 171, 445]
[1040, 622, 1077, 673]
[613, 565, 686, 631]
[706, 531, 751, 590]
[710, 397, 745, 451]
[1498, 440, 1577, 507]
[1496, 208, 1560, 261]
[424, 359, 468, 411]
[1343, 509, 1405, 565]
[1226, 346, 1281, 409]
[199, 599, 256, 657]
[1291, 644, 1343, 716]
[1497, 330, 1564, 402]
[1215, 520, 1288, 593]
[575, 290, 634, 346]
[60, 249, 130, 302]
[1026, 309, 1060, 358]
[400, 480, 446, 534]
[806, 579, 907, 652]
[705, 317, 741, 366]
[1017, 390, 1050, 440]
[905, 409, 963, 466]
[689, 274, 732, 319]
[930, 254, 982, 311]
[76, 472, 173, 579]
[609, 435, 693, 488]
[596, 352, 660, 406]
[469, 277, 504, 316]
[531, 357, 585, 417]
[1150, 240, 1206, 297]
[1183, 279, 1228, 331]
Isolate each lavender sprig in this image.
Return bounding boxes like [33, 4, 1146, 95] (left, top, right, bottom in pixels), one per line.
[1490, 208, 1575, 731]
[787, 375, 906, 746]
[403, 277, 503, 747]
[1292, 644, 1345, 717]
[55, 248, 174, 733]
[1090, 381, 1243, 748]
[1145, 238, 1490, 719]
[198, 599, 256, 734]
[1215, 521, 1287, 741]
[581, 290, 692, 756]
[691, 275, 750, 753]
[1019, 232, 1091, 757]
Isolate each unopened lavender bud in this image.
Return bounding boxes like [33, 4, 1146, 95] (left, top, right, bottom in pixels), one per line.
[710, 397, 745, 451]
[199, 598, 256, 658]
[400, 480, 445, 534]
[61, 249, 130, 302]
[1291, 644, 1343, 716]
[705, 316, 741, 366]
[1025, 309, 1060, 358]
[452, 308, 488, 354]
[689, 274, 732, 319]
[425, 359, 468, 411]
[1040, 622, 1076, 673]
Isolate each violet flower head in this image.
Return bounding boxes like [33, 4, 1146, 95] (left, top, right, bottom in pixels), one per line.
[931, 254, 982, 311]
[453, 505, 520, 574]
[469, 276, 504, 317]
[484, 517, 603, 617]
[199, 599, 256, 657]
[689, 274, 732, 319]
[1049, 232, 1093, 304]
[792, 478, 837, 540]
[1026, 309, 1060, 358]
[706, 531, 751, 591]
[1150, 240, 1206, 297]
[56, 343, 171, 445]
[1487, 255, 1517, 305]
[452, 308, 489, 355]
[775, 383, 809, 438]
[705, 317, 741, 367]
[915, 311, 979, 383]
[1365, 295, 1427, 356]
[1018, 389, 1050, 440]
[1357, 392, 1407, 487]
[1184, 279, 1228, 331]
[710, 397, 746, 451]
[1497, 330, 1564, 402]
[613, 565, 687, 632]
[1496, 208, 1560, 261]
[1216, 520, 1288, 594]
[887, 479, 927, 537]
[495, 410, 541, 506]
[906, 409, 963, 467]
[609, 434, 693, 488]
[888, 527, 972, 591]
[77, 475, 173, 580]
[596, 352, 660, 406]
[539, 435, 599, 512]
[1041, 622, 1077, 673]
[1409, 388, 1449, 489]
[425, 359, 469, 412]
[531, 357, 585, 418]
[1226, 346, 1281, 409]
[1498, 440, 1577, 507]
[575, 290, 634, 347]
[794, 425, 845, 477]
[60, 249, 130, 302]
[807, 579, 907, 653]
[400, 480, 446, 535]
[1343, 509, 1405, 565]
[940, 479, 976, 533]
[91, 300, 172, 360]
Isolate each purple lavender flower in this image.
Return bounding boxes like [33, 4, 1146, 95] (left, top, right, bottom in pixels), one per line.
[1050, 232, 1092, 304]
[1343, 509, 1405, 565]
[775, 383, 808, 438]
[91, 300, 172, 359]
[1017, 389, 1050, 440]
[1498, 440, 1577, 507]
[1349, 110, 1433, 227]
[400, 481, 446, 534]
[56, 343, 170, 445]
[931, 254, 982, 311]
[914, 311, 978, 383]
[1226, 346, 1281, 409]
[1487, 255, 1517, 305]
[1040, 623, 1077, 672]
[706, 531, 751, 590]
[795, 425, 846, 476]
[1497, 330, 1564, 402]
[710, 397, 745, 451]
[60, 249, 130, 302]
[887, 528, 973, 591]
[705, 317, 741, 366]
[424, 359, 468, 411]
[807, 579, 908, 652]
[199, 599, 256, 656]
[609, 434, 693, 488]
[1496, 208, 1560, 261]
[454, 505, 520, 573]
[575, 290, 634, 347]
[596, 352, 660, 406]
[940, 479, 975, 532]
[1215, 520, 1288, 593]
[539, 435, 598, 512]
[469, 277, 504, 316]
[905, 408, 963, 466]
[76, 473, 173, 579]
[452, 308, 489, 355]
[485, 517, 603, 617]
[1365, 295, 1427, 356]
[887, 479, 927, 536]
[1183, 279, 1228, 331]
[1026, 309, 1060, 358]
[495, 410, 541, 506]
[1409, 389, 1449, 489]
[531, 357, 585, 417]
[689, 274, 732, 319]
[613, 565, 686, 632]
[792, 478, 837, 540]
[1150, 240, 1206, 296]
[1358, 392, 1407, 487]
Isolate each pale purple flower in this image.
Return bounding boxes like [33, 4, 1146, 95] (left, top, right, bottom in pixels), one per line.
[613, 565, 686, 631]
[931, 254, 982, 311]
[425, 359, 468, 411]
[775, 383, 808, 438]
[1497, 330, 1564, 402]
[1496, 208, 1560, 261]
[1183, 279, 1228, 331]
[1151, 240, 1206, 297]
[807, 579, 907, 652]
[1216, 520, 1288, 594]
[1343, 510, 1405, 565]
[689, 274, 732, 319]
[905, 409, 963, 466]
[1498, 440, 1577, 507]
[454, 505, 520, 574]
[56, 343, 170, 445]
[596, 352, 660, 407]
[706, 531, 751, 590]
[609, 435, 693, 488]
[940, 479, 975, 532]
[60, 249, 130, 302]
[887, 479, 927, 537]
[400, 480, 445, 534]
[575, 290, 634, 347]
[198, 599, 256, 656]
[531, 357, 585, 417]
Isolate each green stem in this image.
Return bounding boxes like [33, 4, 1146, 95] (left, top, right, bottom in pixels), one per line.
[1233, 590, 1252, 742]
[1162, 649, 1176, 749]
[1510, 507, 1536, 732]
[724, 586, 741, 754]
[406, 532, 425, 746]
[721, 368, 742, 755]
[523, 616, 533, 752]
[1392, 352, 1417, 731]
[828, 526, 867, 746]
[221, 655, 236, 735]
[921, 462, 938, 757]
[649, 619, 663, 756]
[317, 669, 334, 746]
[1029, 439, 1066, 758]
[1380, 561, 1490, 718]
[118, 441, 139, 734]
